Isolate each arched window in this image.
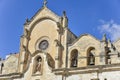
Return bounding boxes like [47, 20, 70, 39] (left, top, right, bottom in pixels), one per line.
[70, 49, 78, 67]
[87, 47, 95, 65]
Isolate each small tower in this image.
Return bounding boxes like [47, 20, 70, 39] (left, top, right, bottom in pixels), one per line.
[102, 34, 107, 43]
[100, 34, 108, 64]
[101, 34, 108, 51]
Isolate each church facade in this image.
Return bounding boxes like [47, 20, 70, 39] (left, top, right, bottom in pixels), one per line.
[1, 1, 120, 80]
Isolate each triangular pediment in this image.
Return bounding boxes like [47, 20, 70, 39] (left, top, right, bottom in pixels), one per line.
[27, 6, 61, 28]
[69, 34, 100, 50]
[71, 34, 100, 45]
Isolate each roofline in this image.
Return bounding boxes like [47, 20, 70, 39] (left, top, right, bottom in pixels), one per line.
[67, 28, 77, 38]
[24, 6, 61, 25]
[69, 33, 100, 46]
[113, 38, 120, 44]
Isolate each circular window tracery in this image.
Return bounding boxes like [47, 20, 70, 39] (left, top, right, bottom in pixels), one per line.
[39, 40, 49, 50]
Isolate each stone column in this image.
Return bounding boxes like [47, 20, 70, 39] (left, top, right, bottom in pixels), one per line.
[100, 34, 108, 65]
[65, 28, 69, 68]
[55, 22, 63, 69]
[55, 31, 61, 68]
[19, 25, 30, 73]
[62, 11, 68, 68]
[55, 42, 60, 69]
[18, 36, 25, 73]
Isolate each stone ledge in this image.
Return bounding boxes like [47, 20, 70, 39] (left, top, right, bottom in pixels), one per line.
[0, 73, 22, 79]
[52, 63, 120, 75]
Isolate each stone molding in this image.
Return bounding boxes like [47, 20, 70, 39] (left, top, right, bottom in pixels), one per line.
[0, 73, 23, 79]
[53, 63, 120, 75]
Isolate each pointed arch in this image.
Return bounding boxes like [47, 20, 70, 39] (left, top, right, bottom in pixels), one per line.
[29, 17, 59, 37]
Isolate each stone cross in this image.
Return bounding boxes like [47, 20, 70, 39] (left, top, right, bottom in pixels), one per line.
[43, 0, 47, 7]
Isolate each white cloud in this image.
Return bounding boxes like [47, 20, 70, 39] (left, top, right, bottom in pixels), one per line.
[98, 20, 120, 41]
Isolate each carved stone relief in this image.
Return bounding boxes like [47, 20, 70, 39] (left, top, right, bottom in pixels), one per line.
[34, 56, 43, 74]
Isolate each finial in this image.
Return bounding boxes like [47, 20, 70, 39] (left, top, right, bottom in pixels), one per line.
[63, 11, 66, 17]
[102, 34, 107, 41]
[108, 39, 116, 50]
[25, 18, 29, 23]
[108, 39, 111, 43]
[24, 18, 29, 25]
[62, 11, 68, 28]
[43, 0, 47, 7]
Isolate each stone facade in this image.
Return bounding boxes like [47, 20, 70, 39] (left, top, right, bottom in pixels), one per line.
[1, 2, 120, 80]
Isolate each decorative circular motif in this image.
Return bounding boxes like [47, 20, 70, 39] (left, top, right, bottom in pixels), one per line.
[39, 40, 49, 50]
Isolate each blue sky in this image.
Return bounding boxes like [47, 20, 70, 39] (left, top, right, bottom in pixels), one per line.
[0, 0, 120, 59]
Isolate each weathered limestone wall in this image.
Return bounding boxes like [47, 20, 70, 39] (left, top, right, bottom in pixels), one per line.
[65, 71, 120, 80]
[68, 34, 100, 67]
[14, 53, 62, 80]
[28, 19, 58, 60]
[2, 55, 18, 74]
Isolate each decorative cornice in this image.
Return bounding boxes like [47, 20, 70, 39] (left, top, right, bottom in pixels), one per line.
[0, 73, 23, 79]
[52, 63, 120, 76]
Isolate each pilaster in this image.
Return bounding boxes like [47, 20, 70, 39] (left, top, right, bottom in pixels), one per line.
[18, 22, 31, 73]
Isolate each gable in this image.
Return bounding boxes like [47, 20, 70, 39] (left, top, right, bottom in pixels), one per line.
[25, 7, 62, 57]
[69, 34, 100, 52]
[27, 7, 61, 30]
[114, 39, 120, 51]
